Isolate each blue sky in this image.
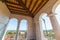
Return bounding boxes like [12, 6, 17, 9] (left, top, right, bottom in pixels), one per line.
[41, 14, 53, 30]
[6, 4, 60, 31]
[6, 19, 28, 30]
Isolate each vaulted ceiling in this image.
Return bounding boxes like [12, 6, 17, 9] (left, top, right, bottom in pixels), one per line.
[1, 0, 49, 17]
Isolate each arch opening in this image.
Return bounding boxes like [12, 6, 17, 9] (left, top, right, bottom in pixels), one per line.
[18, 19, 28, 40]
[39, 13, 56, 40]
[3, 18, 18, 40]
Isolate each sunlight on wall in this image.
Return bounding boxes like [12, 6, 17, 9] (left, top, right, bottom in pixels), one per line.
[55, 4, 60, 26]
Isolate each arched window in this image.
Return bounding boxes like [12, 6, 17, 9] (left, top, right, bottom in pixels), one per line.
[40, 13, 56, 40]
[18, 19, 28, 40]
[55, 4, 60, 25]
[3, 18, 18, 40]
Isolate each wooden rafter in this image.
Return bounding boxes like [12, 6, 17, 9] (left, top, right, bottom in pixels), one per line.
[11, 11, 33, 17]
[33, 0, 43, 15]
[25, 0, 27, 5]
[6, 1, 19, 6]
[33, 0, 48, 15]
[16, 0, 33, 17]
[31, 0, 38, 13]
[9, 8, 26, 12]
[7, 4, 27, 10]
[0, 0, 6, 2]
[0, 0, 49, 18]
[29, 0, 33, 8]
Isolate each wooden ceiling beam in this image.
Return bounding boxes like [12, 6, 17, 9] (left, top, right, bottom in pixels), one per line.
[5, 0, 33, 17]
[10, 11, 26, 14]
[25, 0, 27, 5]
[1, 0, 49, 18]
[17, 0, 26, 8]
[7, 4, 27, 10]
[6, 1, 19, 6]
[0, 0, 7, 2]
[31, 0, 38, 13]
[11, 11, 27, 15]
[11, 11, 33, 17]
[9, 9, 26, 13]
[8, 7, 26, 12]
[33, 0, 49, 15]
[33, 0, 43, 15]
[16, 0, 33, 17]
[29, 0, 33, 8]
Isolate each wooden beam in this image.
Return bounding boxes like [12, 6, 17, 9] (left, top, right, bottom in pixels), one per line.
[1, 0, 34, 17]
[0, 0, 6, 2]
[6, 1, 20, 6]
[10, 11, 27, 15]
[33, 0, 43, 15]
[11, 11, 34, 17]
[25, 0, 27, 5]
[9, 9, 26, 13]
[16, 0, 33, 16]
[5, 0, 25, 11]
[33, 0, 49, 16]
[17, 0, 27, 9]
[29, 0, 33, 8]
[8, 7, 26, 12]
[7, 4, 27, 10]
[31, 0, 38, 12]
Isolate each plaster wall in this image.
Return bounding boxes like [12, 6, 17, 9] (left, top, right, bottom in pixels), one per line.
[0, 1, 10, 17]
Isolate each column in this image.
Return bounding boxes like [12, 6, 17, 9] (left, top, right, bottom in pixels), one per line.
[35, 19, 44, 40]
[48, 13, 60, 40]
[27, 19, 36, 40]
[15, 20, 20, 40]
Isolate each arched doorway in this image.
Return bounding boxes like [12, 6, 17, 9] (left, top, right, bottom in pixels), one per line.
[3, 18, 18, 40]
[18, 19, 28, 40]
[39, 13, 56, 40]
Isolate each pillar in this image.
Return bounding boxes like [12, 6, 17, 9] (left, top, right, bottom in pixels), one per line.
[34, 19, 44, 40]
[27, 19, 36, 40]
[48, 13, 60, 40]
[15, 20, 20, 40]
